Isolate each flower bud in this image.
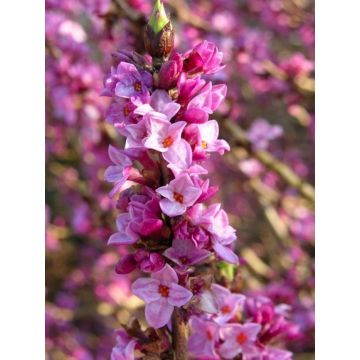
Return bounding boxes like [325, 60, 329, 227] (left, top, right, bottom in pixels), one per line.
[144, 0, 174, 62]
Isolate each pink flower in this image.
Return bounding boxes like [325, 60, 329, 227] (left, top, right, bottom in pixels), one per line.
[163, 139, 207, 176]
[188, 317, 221, 360]
[218, 323, 261, 359]
[111, 329, 137, 360]
[108, 213, 139, 245]
[157, 173, 202, 217]
[163, 237, 210, 268]
[183, 40, 225, 75]
[132, 264, 193, 328]
[183, 82, 227, 124]
[184, 120, 230, 160]
[103, 61, 152, 99]
[159, 51, 183, 89]
[246, 118, 283, 150]
[143, 115, 186, 153]
[133, 89, 180, 121]
[104, 145, 133, 197]
[188, 203, 238, 264]
[211, 284, 245, 324]
[134, 249, 165, 273]
[105, 98, 137, 126]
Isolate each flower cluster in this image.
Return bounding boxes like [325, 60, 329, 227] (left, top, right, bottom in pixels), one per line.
[102, 34, 238, 327]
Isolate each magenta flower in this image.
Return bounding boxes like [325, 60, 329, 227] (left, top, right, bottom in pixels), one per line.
[177, 74, 206, 106]
[104, 145, 133, 197]
[126, 187, 163, 236]
[143, 115, 186, 153]
[163, 237, 210, 268]
[159, 51, 183, 89]
[246, 118, 283, 150]
[156, 173, 202, 217]
[184, 82, 227, 124]
[211, 284, 245, 324]
[218, 323, 261, 359]
[133, 89, 180, 121]
[111, 329, 137, 360]
[188, 317, 221, 360]
[103, 61, 152, 99]
[134, 249, 165, 273]
[183, 40, 225, 75]
[132, 264, 193, 328]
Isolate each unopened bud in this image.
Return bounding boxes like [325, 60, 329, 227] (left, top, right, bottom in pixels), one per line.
[144, 0, 174, 63]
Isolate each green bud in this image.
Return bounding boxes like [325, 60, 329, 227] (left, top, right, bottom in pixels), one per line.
[148, 0, 169, 34]
[217, 262, 237, 282]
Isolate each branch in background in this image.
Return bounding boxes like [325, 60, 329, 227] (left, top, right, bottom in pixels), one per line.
[169, 0, 211, 31]
[223, 120, 315, 203]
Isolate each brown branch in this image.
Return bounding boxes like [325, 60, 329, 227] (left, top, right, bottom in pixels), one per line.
[169, 0, 211, 32]
[223, 120, 315, 203]
[171, 308, 188, 360]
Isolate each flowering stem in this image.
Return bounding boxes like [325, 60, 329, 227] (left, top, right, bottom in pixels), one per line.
[224, 120, 315, 203]
[171, 308, 188, 360]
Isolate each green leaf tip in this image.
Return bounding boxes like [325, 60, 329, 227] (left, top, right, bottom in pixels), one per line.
[148, 0, 169, 34]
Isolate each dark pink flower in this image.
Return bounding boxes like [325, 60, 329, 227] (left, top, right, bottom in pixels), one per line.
[159, 51, 183, 89]
[183, 40, 225, 75]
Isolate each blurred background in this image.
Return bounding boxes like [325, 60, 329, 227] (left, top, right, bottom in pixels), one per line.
[45, 0, 314, 359]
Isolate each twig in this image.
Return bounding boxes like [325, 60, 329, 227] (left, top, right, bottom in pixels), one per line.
[171, 308, 188, 360]
[223, 120, 315, 203]
[169, 0, 211, 31]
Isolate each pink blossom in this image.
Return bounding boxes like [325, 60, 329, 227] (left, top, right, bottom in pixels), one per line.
[102, 61, 152, 99]
[143, 115, 186, 153]
[104, 145, 133, 197]
[163, 237, 210, 268]
[183, 40, 225, 75]
[218, 323, 261, 359]
[211, 284, 245, 324]
[159, 51, 183, 89]
[184, 120, 230, 160]
[133, 89, 180, 121]
[156, 173, 202, 217]
[188, 317, 221, 360]
[108, 213, 139, 246]
[111, 329, 137, 360]
[183, 82, 227, 123]
[132, 264, 192, 328]
[163, 139, 207, 176]
[246, 118, 283, 150]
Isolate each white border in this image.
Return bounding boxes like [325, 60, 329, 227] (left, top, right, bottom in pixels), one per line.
[0, 0, 44, 358]
[317, 0, 360, 359]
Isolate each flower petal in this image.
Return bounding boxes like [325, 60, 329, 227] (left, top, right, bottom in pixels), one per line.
[168, 283, 193, 307]
[145, 298, 174, 328]
[132, 278, 161, 303]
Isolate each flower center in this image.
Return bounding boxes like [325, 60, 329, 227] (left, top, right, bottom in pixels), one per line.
[173, 192, 184, 203]
[221, 305, 231, 314]
[206, 330, 213, 340]
[179, 256, 189, 264]
[123, 104, 131, 117]
[162, 136, 174, 148]
[236, 332, 248, 345]
[134, 81, 142, 92]
[201, 140, 207, 149]
[158, 284, 170, 298]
